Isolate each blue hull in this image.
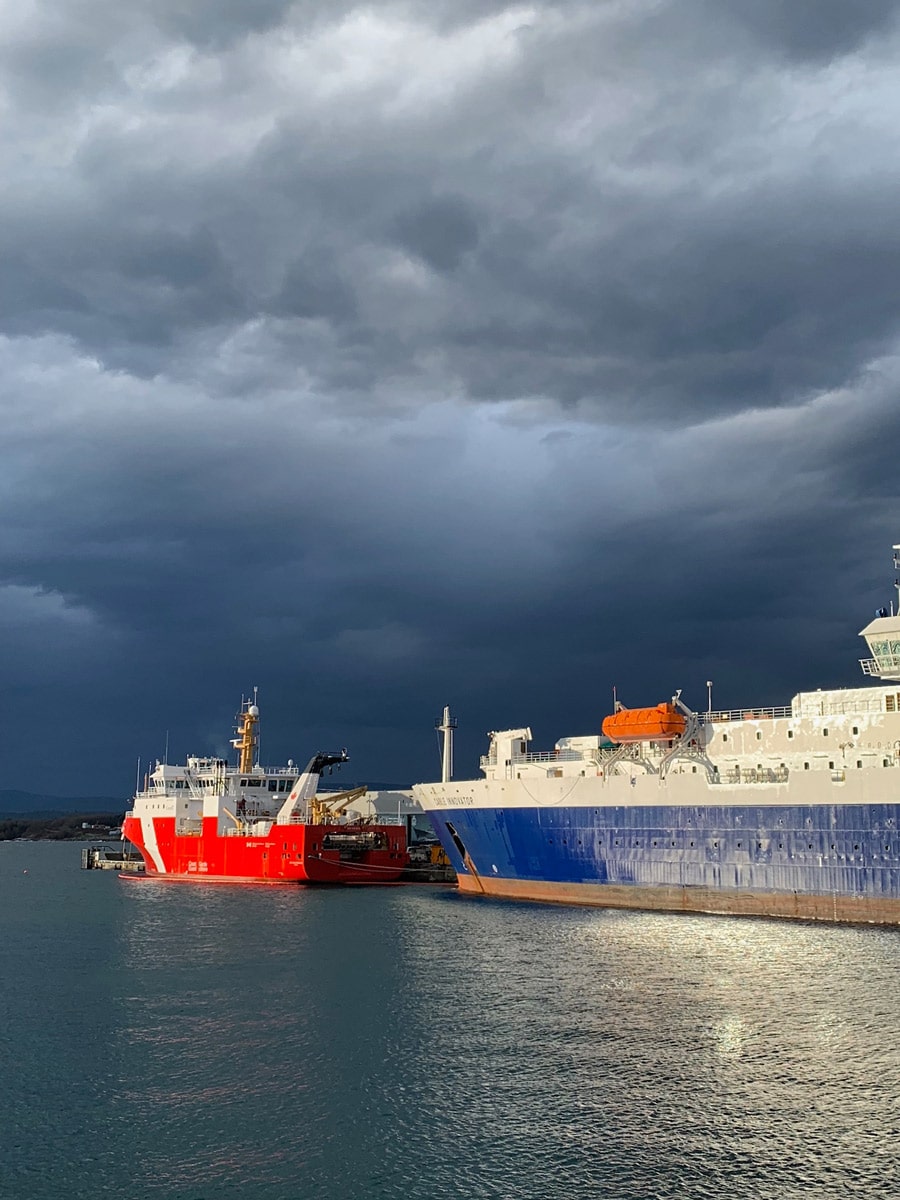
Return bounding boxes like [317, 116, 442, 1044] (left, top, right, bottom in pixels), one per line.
[427, 802, 900, 922]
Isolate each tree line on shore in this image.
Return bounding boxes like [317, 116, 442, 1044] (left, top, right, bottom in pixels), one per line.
[0, 812, 125, 841]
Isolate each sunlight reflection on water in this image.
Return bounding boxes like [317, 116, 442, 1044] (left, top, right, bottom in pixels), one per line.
[3, 843, 900, 1200]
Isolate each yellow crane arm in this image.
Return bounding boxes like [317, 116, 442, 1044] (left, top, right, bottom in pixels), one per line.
[309, 786, 368, 825]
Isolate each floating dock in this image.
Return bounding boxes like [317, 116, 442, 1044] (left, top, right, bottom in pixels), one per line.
[81, 845, 145, 872]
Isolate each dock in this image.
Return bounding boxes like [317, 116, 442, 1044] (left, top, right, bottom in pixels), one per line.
[81, 845, 145, 872]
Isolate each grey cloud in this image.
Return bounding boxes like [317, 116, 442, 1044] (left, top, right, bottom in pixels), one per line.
[151, 0, 299, 49]
[5, 1, 899, 419]
[274, 249, 360, 322]
[392, 195, 480, 272]
[713, 0, 900, 63]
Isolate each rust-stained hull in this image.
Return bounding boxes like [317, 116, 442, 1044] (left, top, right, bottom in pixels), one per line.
[455, 873, 900, 925]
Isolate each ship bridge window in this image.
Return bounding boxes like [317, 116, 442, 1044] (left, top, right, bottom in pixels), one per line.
[887, 696, 897, 712]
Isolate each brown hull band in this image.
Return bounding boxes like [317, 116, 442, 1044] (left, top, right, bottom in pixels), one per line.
[456, 874, 900, 925]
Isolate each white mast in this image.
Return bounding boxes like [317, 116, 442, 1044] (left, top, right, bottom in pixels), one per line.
[436, 706, 456, 783]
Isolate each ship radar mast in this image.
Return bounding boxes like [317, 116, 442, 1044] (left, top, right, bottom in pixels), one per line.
[859, 545, 900, 682]
[232, 688, 260, 773]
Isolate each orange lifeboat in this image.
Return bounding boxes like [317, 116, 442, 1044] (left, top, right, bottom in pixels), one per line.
[601, 702, 686, 744]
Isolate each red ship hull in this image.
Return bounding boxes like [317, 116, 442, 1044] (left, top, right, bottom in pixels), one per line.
[123, 814, 407, 884]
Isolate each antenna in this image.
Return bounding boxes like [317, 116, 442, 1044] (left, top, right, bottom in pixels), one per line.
[164, 730, 169, 766]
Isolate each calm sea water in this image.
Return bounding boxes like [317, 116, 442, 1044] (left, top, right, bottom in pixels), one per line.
[2, 841, 899, 1200]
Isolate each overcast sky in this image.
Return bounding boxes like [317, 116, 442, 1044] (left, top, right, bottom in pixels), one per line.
[3, 0, 900, 796]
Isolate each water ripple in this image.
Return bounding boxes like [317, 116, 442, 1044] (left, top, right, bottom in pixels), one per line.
[2, 843, 900, 1200]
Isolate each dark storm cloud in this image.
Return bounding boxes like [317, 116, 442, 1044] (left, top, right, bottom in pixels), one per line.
[392, 195, 481, 273]
[5, 1, 900, 415]
[1, 0, 899, 791]
[714, 0, 900, 63]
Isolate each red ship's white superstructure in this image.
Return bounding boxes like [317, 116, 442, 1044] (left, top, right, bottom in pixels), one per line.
[123, 697, 406, 883]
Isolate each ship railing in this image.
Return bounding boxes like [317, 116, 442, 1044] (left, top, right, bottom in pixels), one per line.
[860, 656, 900, 676]
[703, 706, 793, 723]
[479, 750, 588, 770]
[521, 750, 588, 764]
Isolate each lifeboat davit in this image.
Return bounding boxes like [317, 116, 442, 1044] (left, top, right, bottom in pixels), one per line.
[601, 703, 686, 743]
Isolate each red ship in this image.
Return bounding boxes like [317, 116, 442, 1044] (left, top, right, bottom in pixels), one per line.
[122, 697, 407, 884]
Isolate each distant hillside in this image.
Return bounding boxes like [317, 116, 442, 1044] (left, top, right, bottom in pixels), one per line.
[0, 789, 124, 817]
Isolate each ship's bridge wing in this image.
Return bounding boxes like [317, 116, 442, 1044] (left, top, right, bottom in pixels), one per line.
[482, 728, 532, 775]
[859, 614, 900, 681]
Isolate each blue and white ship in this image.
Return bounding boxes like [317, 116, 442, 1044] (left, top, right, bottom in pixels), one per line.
[413, 544, 900, 924]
